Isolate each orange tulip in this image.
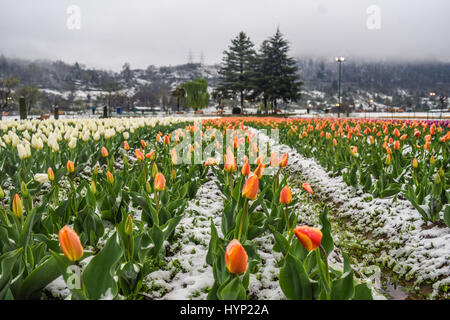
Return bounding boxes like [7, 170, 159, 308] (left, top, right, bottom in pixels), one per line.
[225, 239, 248, 275]
[224, 151, 237, 172]
[400, 134, 407, 141]
[171, 148, 178, 165]
[66, 160, 75, 173]
[393, 128, 400, 137]
[154, 172, 166, 191]
[48, 168, 55, 182]
[140, 140, 147, 148]
[270, 152, 279, 167]
[101, 147, 109, 157]
[293, 226, 323, 252]
[254, 163, 265, 179]
[12, 193, 24, 218]
[106, 171, 114, 184]
[135, 149, 144, 161]
[386, 147, 392, 154]
[412, 158, 418, 168]
[59, 225, 83, 262]
[164, 135, 170, 145]
[393, 140, 400, 150]
[242, 173, 259, 200]
[280, 185, 293, 205]
[302, 182, 314, 195]
[279, 153, 289, 168]
[124, 141, 130, 151]
[241, 161, 250, 176]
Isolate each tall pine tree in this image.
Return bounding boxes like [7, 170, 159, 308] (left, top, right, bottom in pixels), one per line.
[252, 28, 302, 113]
[217, 31, 256, 112]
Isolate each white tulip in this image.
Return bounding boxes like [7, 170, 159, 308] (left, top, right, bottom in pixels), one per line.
[34, 173, 49, 184]
[68, 137, 77, 150]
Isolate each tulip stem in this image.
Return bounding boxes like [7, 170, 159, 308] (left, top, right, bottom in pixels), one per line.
[229, 172, 233, 195]
[237, 199, 249, 242]
[285, 204, 290, 233]
[1, 200, 10, 226]
[156, 191, 161, 215]
[319, 244, 330, 285]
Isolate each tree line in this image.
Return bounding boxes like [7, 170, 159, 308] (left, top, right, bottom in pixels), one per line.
[215, 29, 302, 114]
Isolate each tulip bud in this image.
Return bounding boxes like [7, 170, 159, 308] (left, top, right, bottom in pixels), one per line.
[125, 215, 133, 236]
[254, 163, 265, 179]
[293, 225, 323, 252]
[280, 185, 293, 205]
[242, 173, 259, 200]
[148, 150, 156, 161]
[124, 141, 130, 151]
[164, 135, 170, 145]
[101, 147, 109, 157]
[140, 139, 147, 148]
[279, 153, 289, 168]
[393, 140, 400, 150]
[430, 155, 435, 165]
[58, 225, 83, 262]
[145, 180, 152, 194]
[225, 239, 248, 275]
[224, 151, 237, 172]
[333, 139, 338, 147]
[106, 171, 114, 184]
[90, 179, 96, 194]
[67, 160, 75, 173]
[439, 167, 444, 177]
[34, 173, 49, 184]
[48, 168, 55, 181]
[93, 165, 99, 176]
[21, 181, 29, 197]
[385, 154, 391, 165]
[154, 173, 166, 191]
[0, 186, 4, 199]
[171, 169, 176, 181]
[12, 193, 24, 218]
[350, 146, 358, 157]
[241, 161, 250, 176]
[135, 149, 145, 162]
[412, 158, 418, 169]
[435, 172, 441, 184]
[151, 162, 158, 178]
[270, 152, 279, 167]
[302, 182, 314, 195]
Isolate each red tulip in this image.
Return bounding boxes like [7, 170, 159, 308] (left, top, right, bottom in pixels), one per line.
[293, 226, 322, 252]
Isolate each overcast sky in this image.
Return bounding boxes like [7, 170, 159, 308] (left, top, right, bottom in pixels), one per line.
[1, 0, 449, 71]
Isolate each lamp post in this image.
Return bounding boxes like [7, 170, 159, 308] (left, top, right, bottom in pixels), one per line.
[335, 57, 345, 118]
[429, 92, 435, 120]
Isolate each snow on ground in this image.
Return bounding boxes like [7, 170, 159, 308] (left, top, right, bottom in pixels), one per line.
[143, 174, 222, 299]
[251, 128, 450, 299]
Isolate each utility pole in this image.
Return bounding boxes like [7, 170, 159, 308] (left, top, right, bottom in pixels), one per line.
[335, 57, 345, 118]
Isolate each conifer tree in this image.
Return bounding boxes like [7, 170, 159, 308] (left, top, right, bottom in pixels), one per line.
[217, 31, 256, 112]
[252, 28, 302, 113]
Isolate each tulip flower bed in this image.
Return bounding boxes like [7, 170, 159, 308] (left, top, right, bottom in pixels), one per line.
[0, 116, 448, 300]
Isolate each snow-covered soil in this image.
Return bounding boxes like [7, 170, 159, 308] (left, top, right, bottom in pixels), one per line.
[252, 128, 450, 299]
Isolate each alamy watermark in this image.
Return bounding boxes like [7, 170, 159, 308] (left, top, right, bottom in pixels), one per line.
[366, 5, 381, 30]
[66, 5, 81, 30]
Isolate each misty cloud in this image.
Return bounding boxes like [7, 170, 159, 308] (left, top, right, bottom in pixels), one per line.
[0, 0, 449, 70]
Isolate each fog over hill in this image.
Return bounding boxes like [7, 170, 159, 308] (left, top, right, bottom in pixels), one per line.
[1, 54, 449, 113]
